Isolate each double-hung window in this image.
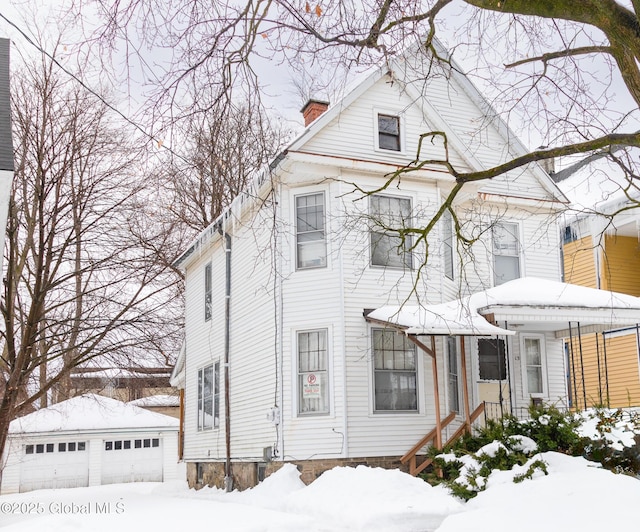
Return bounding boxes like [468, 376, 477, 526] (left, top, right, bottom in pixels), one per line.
[297, 330, 329, 414]
[204, 263, 212, 321]
[213, 362, 220, 427]
[370, 195, 412, 269]
[447, 336, 460, 413]
[296, 193, 327, 269]
[373, 329, 417, 411]
[377, 114, 401, 151]
[442, 210, 454, 280]
[523, 337, 544, 395]
[492, 222, 521, 285]
[197, 364, 219, 430]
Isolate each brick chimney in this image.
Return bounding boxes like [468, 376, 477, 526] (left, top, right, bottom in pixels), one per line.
[301, 99, 329, 126]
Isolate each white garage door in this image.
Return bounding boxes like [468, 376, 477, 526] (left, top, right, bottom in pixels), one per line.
[20, 440, 89, 493]
[101, 436, 163, 484]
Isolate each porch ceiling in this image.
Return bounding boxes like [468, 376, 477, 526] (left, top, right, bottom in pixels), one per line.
[478, 304, 640, 337]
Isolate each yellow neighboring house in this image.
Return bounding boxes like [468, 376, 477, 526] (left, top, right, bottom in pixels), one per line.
[562, 195, 640, 409]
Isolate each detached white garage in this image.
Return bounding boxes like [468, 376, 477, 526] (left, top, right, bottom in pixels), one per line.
[1, 394, 180, 494]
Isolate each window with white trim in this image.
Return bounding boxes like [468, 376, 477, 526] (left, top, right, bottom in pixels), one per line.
[373, 329, 417, 411]
[478, 338, 507, 381]
[492, 222, 521, 285]
[447, 336, 460, 413]
[297, 329, 329, 414]
[197, 364, 216, 430]
[204, 263, 212, 321]
[213, 361, 220, 427]
[442, 210, 454, 280]
[370, 195, 412, 269]
[296, 192, 327, 269]
[377, 114, 401, 151]
[523, 336, 544, 395]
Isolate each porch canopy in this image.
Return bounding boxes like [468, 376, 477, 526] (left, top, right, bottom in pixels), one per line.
[364, 277, 640, 463]
[468, 277, 640, 336]
[367, 277, 640, 338]
[366, 299, 513, 337]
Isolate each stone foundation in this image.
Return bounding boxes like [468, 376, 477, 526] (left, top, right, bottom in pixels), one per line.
[187, 455, 411, 490]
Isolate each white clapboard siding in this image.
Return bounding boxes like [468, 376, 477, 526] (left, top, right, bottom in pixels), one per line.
[179, 43, 568, 465]
[399, 51, 557, 203]
[301, 75, 470, 173]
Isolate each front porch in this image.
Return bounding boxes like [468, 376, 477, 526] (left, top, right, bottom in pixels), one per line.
[367, 277, 640, 476]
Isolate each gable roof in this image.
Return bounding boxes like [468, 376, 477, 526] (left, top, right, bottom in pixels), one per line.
[174, 40, 567, 269]
[9, 394, 178, 434]
[288, 40, 566, 203]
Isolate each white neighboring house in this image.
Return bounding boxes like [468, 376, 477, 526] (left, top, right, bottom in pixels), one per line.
[1, 394, 180, 494]
[171, 43, 640, 489]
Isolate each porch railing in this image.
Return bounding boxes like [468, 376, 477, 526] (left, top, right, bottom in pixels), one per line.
[483, 401, 570, 422]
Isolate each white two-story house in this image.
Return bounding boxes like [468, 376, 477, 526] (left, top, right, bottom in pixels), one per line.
[172, 44, 640, 489]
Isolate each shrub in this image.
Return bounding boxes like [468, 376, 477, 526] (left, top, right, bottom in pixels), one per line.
[421, 404, 640, 500]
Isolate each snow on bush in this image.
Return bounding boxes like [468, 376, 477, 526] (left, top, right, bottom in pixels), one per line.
[429, 406, 640, 501]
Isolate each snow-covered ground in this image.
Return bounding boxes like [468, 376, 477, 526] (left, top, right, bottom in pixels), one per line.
[1, 451, 639, 532]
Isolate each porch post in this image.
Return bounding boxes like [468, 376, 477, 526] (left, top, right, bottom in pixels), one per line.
[459, 336, 472, 433]
[602, 331, 610, 407]
[431, 336, 443, 449]
[406, 335, 442, 449]
[568, 322, 578, 409]
[576, 322, 587, 410]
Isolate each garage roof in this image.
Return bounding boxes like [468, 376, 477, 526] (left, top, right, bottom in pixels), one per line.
[9, 394, 178, 434]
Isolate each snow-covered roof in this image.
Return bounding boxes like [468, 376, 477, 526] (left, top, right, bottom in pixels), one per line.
[367, 277, 640, 337]
[128, 394, 180, 408]
[169, 341, 186, 389]
[9, 394, 178, 435]
[174, 40, 566, 271]
[367, 301, 513, 337]
[470, 277, 640, 311]
[71, 367, 171, 380]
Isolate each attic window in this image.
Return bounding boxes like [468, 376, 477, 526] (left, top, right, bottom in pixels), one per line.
[378, 114, 401, 151]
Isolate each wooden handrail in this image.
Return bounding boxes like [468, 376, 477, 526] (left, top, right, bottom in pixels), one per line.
[400, 411, 456, 464]
[402, 403, 486, 476]
[443, 402, 485, 448]
[401, 411, 456, 476]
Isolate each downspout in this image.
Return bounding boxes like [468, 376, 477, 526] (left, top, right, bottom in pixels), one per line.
[178, 389, 184, 460]
[276, 181, 285, 462]
[217, 225, 233, 492]
[337, 179, 349, 457]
